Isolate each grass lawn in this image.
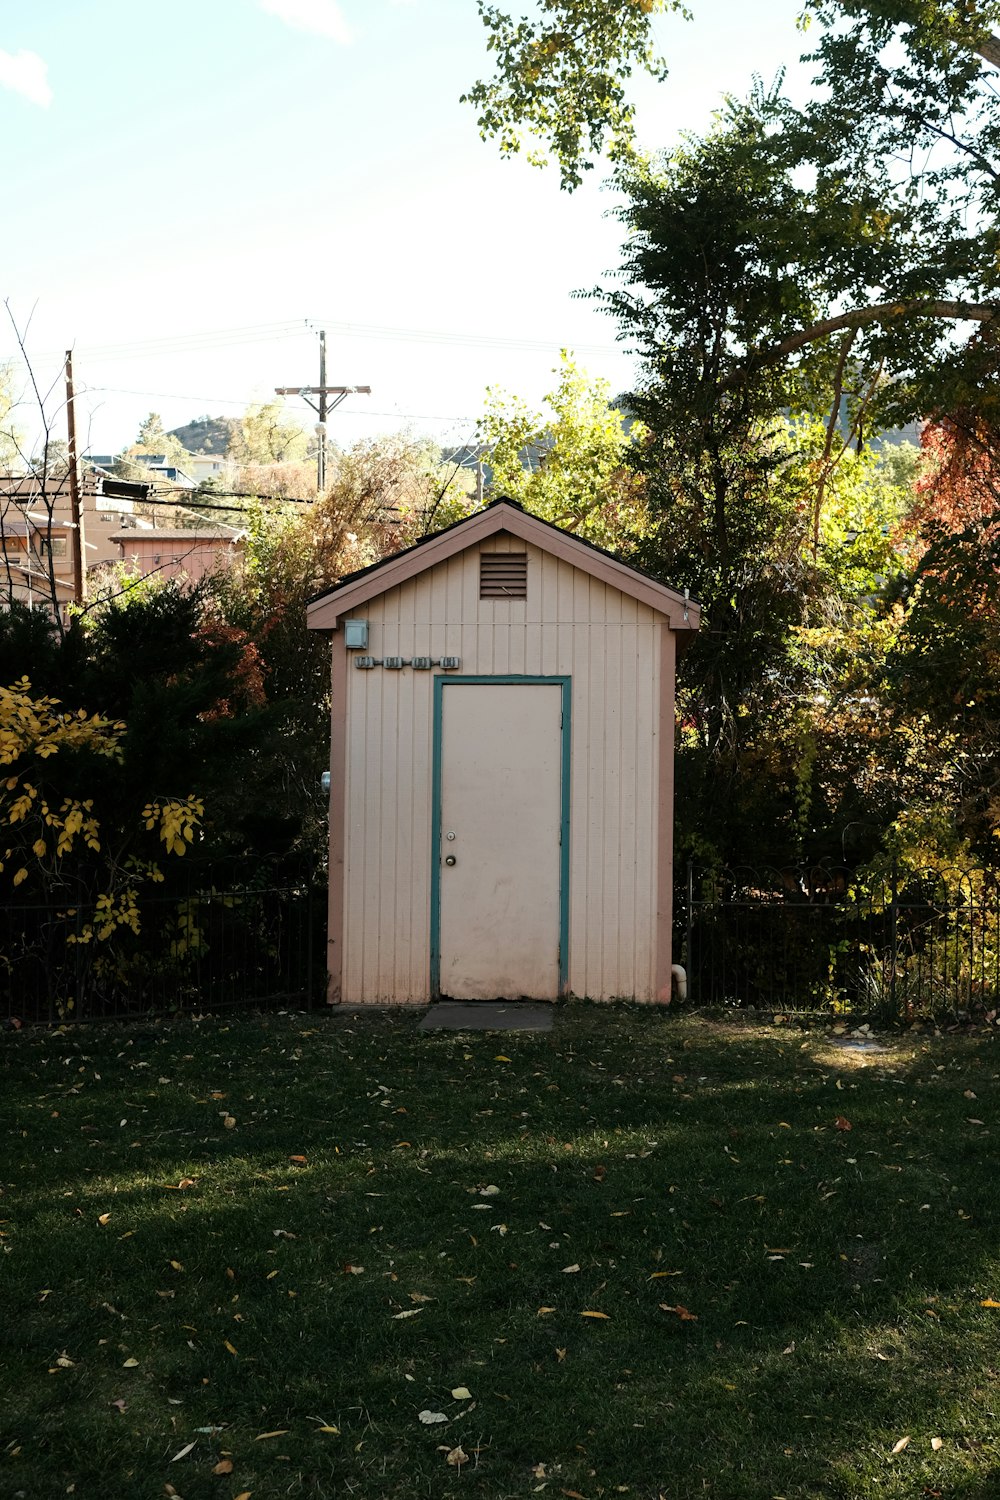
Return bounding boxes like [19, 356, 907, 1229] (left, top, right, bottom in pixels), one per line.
[3, 1006, 1000, 1500]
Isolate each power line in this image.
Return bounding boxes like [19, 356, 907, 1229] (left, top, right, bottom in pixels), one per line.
[7, 314, 623, 370]
[80, 384, 480, 423]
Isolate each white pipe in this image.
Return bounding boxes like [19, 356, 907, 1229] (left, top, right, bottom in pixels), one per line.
[671, 964, 688, 1002]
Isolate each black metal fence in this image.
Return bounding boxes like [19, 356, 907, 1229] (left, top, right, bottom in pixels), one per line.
[678, 862, 1000, 1021]
[1, 880, 326, 1025]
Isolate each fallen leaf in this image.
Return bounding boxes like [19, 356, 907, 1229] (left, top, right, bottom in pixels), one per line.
[169, 1260, 184, 1272]
[392, 1308, 422, 1319]
[891, 1436, 911, 1454]
[315, 1425, 339, 1434]
[98, 1213, 111, 1225]
[964, 1090, 977, 1099]
[289, 1154, 307, 1164]
[171, 1442, 196, 1462]
[419, 1410, 448, 1425]
[580, 1310, 610, 1319]
[532, 1463, 547, 1479]
[254, 1430, 288, 1440]
[234, 1493, 252, 1500]
[344, 1264, 364, 1275]
[537, 1306, 556, 1316]
[56, 1355, 74, 1368]
[223, 1115, 236, 1129]
[659, 1304, 698, 1321]
[649, 1270, 683, 1279]
[122, 1357, 139, 1368]
[555, 1347, 567, 1361]
[224, 1340, 238, 1356]
[445, 1445, 468, 1468]
[981, 1298, 1000, 1308]
[561, 1490, 587, 1499]
[494, 1055, 511, 1063]
[110, 1399, 127, 1413]
[835, 1116, 853, 1131]
[562, 1264, 581, 1274]
[213, 1459, 234, 1474]
[592, 1165, 606, 1182]
[479, 1184, 500, 1196]
[931, 1437, 944, 1451]
[451, 1386, 472, 1399]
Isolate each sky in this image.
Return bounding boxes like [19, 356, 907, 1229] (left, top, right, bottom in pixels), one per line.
[1, 0, 811, 461]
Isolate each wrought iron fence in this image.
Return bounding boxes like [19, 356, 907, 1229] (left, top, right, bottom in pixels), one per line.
[1, 879, 326, 1025]
[677, 862, 1000, 1020]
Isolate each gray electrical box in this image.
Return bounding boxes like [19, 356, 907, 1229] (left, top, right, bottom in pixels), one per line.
[343, 619, 369, 649]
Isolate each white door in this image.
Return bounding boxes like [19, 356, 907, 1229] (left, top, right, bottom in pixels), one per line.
[438, 683, 563, 1000]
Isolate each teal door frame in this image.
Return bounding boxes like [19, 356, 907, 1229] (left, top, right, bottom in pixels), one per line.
[430, 674, 572, 999]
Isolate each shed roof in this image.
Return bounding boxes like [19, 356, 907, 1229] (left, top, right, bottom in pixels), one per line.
[306, 499, 700, 636]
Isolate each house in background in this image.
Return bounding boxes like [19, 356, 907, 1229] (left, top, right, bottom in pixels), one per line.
[110, 527, 245, 584]
[90, 454, 199, 491]
[0, 470, 152, 614]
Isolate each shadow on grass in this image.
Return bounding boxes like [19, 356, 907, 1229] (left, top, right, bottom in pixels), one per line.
[3, 1008, 1000, 1500]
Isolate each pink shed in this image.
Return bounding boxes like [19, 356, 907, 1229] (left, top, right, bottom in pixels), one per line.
[306, 500, 700, 1006]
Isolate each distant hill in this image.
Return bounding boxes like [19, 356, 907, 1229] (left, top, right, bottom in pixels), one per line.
[168, 415, 239, 455]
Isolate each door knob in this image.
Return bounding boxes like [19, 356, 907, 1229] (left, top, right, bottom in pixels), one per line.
[445, 855, 457, 866]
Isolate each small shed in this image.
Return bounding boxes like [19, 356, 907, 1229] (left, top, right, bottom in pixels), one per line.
[306, 499, 700, 1005]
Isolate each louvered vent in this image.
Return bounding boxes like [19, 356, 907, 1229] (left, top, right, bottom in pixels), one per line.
[480, 552, 527, 599]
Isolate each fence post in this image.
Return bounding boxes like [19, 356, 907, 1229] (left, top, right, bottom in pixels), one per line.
[306, 886, 315, 1010]
[686, 859, 695, 1006]
[889, 858, 898, 1019]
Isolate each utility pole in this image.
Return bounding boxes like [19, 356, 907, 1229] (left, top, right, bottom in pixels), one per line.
[275, 330, 370, 494]
[64, 350, 85, 605]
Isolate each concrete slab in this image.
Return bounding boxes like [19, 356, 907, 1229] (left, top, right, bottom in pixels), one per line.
[418, 1001, 554, 1032]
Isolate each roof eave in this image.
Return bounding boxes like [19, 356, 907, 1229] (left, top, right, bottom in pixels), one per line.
[306, 502, 700, 634]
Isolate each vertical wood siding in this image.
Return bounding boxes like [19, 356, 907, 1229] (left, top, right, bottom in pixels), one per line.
[341, 536, 664, 1002]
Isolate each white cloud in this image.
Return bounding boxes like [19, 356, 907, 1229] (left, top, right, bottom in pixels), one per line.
[0, 49, 52, 107]
[258, 0, 352, 43]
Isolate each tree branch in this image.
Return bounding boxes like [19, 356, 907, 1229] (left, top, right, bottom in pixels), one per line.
[720, 299, 998, 390]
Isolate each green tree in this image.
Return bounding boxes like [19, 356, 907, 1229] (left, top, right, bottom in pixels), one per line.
[127, 412, 192, 468]
[478, 353, 650, 546]
[468, 0, 1000, 191]
[229, 401, 310, 465]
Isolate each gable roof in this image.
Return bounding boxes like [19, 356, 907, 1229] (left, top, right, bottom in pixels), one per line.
[306, 499, 700, 635]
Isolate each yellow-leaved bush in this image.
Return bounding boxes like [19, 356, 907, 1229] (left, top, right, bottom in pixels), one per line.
[1, 676, 204, 916]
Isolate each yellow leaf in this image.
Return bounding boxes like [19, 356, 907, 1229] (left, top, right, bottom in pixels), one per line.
[315, 1426, 339, 1434]
[224, 1340, 238, 1356]
[580, 1310, 610, 1319]
[451, 1386, 472, 1400]
[255, 1430, 288, 1441]
[12, 868, 28, 887]
[170, 1260, 184, 1272]
[536, 1306, 556, 1316]
[122, 1357, 139, 1368]
[213, 1459, 234, 1474]
[494, 1055, 511, 1062]
[234, 1493, 252, 1500]
[98, 1213, 111, 1226]
[891, 1436, 911, 1454]
[649, 1270, 683, 1279]
[981, 1298, 1000, 1307]
[931, 1437, 944, 1451]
